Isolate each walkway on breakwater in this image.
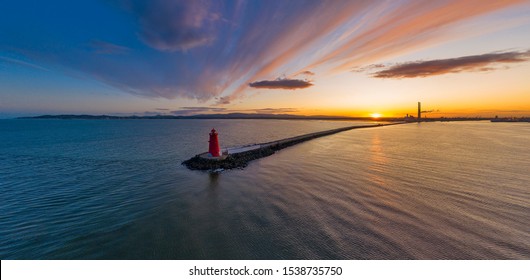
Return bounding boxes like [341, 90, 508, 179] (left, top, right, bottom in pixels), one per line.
[182, 122, 404, 171]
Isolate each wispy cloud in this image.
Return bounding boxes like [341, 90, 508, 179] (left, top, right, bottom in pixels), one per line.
[117, 0, 220, 52]
[170, 106, 299, 116]
[306, 0, 528, 73]
[179, 106, 227, 111]
[249, 79, 313, 90]
[142, 111, 167, 116]
[3, 0, 527, 103]
[0, 56, 49, 72]
[171, 106, 227, 115]
[89, 40, 130, 55]
[291, 70, 315, 77]
[254, 107, 299, 114]
[371, 50, 530, 78]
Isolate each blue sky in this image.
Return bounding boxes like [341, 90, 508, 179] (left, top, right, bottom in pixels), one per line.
[1, 0, 530, 118]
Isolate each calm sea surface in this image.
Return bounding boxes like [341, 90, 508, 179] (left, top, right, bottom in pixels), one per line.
[0, 119, 529, 259]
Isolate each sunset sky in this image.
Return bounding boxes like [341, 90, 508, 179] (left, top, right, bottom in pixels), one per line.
[1, 0, 530, 118]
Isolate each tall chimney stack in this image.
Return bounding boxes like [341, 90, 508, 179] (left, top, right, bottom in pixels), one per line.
[417, 102, 421, 123]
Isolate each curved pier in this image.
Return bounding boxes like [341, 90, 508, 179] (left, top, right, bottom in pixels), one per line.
[182, 122, 403, 171]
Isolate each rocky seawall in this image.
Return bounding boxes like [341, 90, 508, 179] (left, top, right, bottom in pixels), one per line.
[182, 123, 402, 171]
[182, 147, 275, 170]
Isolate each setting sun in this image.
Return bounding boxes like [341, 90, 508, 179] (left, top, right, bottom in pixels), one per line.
[370, 113, 382, 118]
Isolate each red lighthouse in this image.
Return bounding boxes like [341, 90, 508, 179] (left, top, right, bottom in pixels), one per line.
[208, 128, 221, 157]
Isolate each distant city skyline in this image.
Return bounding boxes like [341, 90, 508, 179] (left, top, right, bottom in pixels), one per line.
[1, 0, 530, 118]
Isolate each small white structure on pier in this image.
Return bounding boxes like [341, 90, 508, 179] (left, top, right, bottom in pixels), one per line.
[226, 144, 261, 155]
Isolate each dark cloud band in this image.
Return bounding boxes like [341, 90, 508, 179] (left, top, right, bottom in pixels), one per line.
[249, 79, 313, 90]
[372, 50, 530, 78]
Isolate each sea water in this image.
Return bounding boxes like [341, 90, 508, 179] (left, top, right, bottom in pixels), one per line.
[0, 119, 529, 259]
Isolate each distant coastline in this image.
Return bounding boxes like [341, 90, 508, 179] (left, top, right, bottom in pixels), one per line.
[16, 113, 502, 122]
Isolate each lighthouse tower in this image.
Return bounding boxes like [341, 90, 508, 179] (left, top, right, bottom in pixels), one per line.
[208, 128, 221, 157]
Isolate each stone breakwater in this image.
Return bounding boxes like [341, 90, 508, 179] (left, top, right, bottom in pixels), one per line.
[182, 123, 402, 171]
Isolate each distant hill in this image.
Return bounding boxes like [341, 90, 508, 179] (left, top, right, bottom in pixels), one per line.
[19, 114, 182, 120]
[17, 113, 493, 122]
[19, 113, 379, 120]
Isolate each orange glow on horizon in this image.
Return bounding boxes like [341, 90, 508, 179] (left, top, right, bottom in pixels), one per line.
[261, 104, 530, 118]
